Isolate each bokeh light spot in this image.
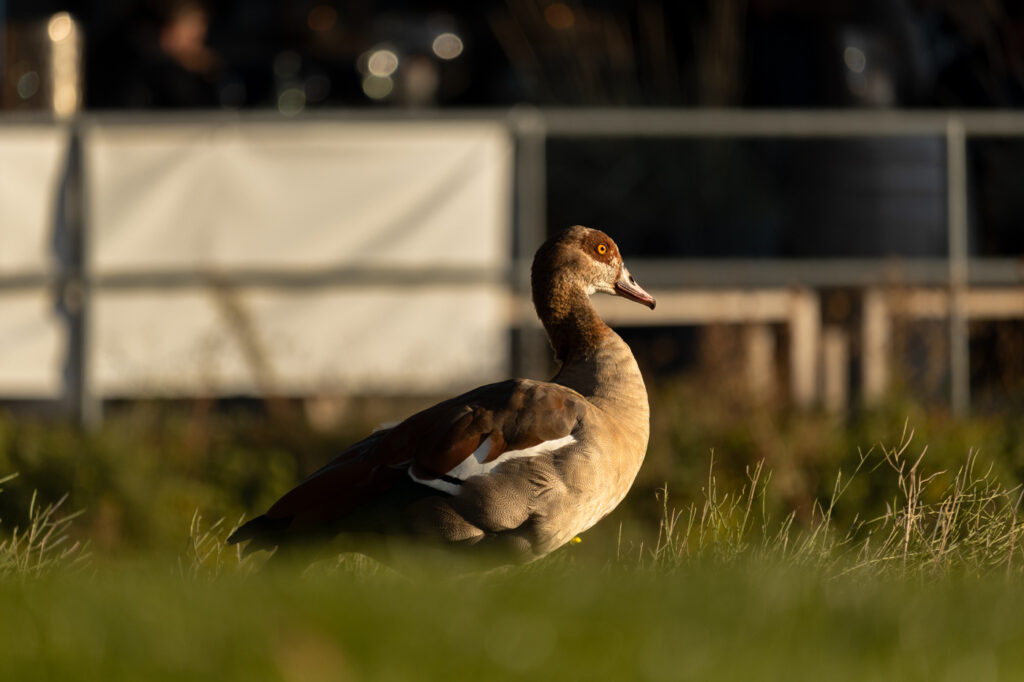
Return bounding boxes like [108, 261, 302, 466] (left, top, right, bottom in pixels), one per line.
[844, 46, 866, 74]
[47, 12, 73, 42]
[362, 75, 393, 100]
[17, 71, 40, 99]
[432, 32, 463, 60]
[277, 88, 306, 116]
[367, 49, 399, 77]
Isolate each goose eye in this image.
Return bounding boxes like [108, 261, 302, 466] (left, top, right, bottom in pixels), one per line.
[596, 244, 607, 255]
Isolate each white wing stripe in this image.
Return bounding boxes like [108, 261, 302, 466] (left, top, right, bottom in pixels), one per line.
[408, 434, 576, 494]
[449, 434, 576, 480]
[408, 470, 461, 495]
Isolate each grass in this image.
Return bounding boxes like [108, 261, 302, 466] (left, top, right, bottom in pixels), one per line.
[639, 424, 1024, 579]
[4, 560, 1024, 682]
[0, 474, 88, 579]
[2, 400, 1024, 679]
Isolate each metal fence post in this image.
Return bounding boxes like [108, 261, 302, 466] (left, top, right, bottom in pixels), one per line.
[511, 108, 550, 380]
[58, 120, 101, 428]
[946, 117, 970, 416]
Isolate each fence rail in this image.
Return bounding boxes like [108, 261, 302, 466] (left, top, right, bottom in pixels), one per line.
[3, 108, 1024, 423]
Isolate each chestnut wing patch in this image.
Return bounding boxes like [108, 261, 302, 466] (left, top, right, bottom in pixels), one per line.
[407, 380, 584, 493]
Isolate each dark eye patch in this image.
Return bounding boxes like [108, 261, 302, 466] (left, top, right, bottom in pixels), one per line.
[580, 230, 616, 262]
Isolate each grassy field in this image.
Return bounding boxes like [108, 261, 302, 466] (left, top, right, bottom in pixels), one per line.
[4, 559, 1024, 682]
[2, 389, 1024, 680]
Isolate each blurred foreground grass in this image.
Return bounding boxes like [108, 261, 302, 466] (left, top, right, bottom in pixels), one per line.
[4, 556, 1024, 681]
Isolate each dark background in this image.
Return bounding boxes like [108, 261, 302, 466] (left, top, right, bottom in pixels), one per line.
[3, 0, 1023, 110]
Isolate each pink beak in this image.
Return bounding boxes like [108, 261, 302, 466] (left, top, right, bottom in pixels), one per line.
[614, 265, 656, 310]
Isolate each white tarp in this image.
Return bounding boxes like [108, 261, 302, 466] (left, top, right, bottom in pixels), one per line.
[85, 120, 513, 396]
[0, 125, 67, 273]
[92, 286, 508, 395]
[87, 121, 509, 271]
[0, 125, 68, 397]
[0, 292, 65, 396]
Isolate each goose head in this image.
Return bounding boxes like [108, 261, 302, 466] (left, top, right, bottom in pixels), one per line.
[532, 225, 656, 311]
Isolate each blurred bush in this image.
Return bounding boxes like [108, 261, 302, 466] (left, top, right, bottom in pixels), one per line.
[0, 402, 352, 553]
[634, 379, 1024, 536]
[0, 381, 1021, 558]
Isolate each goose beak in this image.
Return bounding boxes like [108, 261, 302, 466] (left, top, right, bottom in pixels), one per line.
[614, 265, 656, 310]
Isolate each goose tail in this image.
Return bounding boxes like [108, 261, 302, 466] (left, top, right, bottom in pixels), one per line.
[226, 514, 291, 556]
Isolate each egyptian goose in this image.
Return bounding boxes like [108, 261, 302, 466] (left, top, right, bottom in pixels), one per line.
[228, 225, 656, 563]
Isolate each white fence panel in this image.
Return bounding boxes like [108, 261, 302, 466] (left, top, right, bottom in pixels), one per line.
[0, 125, 68, 397]
[86, 121, 509, 271]
[85, 120, 513, 396]
[0, 291, 66, 396]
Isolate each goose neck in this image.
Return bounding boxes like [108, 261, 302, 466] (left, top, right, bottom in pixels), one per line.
[533, 277, 610, 365]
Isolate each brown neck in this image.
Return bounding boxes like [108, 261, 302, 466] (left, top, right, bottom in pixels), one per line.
[532, 273, 611, 366]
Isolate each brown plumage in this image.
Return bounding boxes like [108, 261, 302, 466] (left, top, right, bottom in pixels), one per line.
[227, 225, 656, 563]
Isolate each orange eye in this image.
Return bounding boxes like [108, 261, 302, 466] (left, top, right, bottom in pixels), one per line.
[597, 244, 607, 255]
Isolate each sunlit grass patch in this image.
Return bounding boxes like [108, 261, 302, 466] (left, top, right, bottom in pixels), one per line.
[0, 473, 89, 579]
[634, 424, 1024, 579]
